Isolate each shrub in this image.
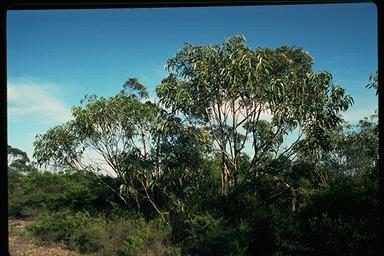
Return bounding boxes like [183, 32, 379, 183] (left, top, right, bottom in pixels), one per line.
[182, 212, 248, 255]
[30, 209, 180, 256]
[8, 170, 125, 218]
[109, 218, 180, 256]
[297, 175, 379, 255]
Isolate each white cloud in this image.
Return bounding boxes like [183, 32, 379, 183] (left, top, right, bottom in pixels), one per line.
[259, 109, 273, 121]
[7, 77, 72, 124]
[7, 77, 74, 162]
[341, 107, 376, 124]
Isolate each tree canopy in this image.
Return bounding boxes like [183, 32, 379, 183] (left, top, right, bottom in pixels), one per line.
[157, 35, 353, 195]
[8, 145, 32, 172]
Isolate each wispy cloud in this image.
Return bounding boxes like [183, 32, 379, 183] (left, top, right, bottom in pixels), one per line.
[7, 77, 72, 124]
[341, 107, 377, 124]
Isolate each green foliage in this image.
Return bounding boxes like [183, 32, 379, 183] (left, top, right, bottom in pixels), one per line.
[182, 212, 249, 255]
[12, 36, 378, 255]
[366, 71, 378, 95]
[8, 170, 121, 218]
[122, 77, 149, 99]
[157, 35, 353, 196]
[33, 122, 83, 168]
[294, 110, 378, 184]
[158, 118, 218, 214]
[30, 209, 180, 255]
[297, 176, 379, 255]
[8, 145, 35, 172]
[33, 79, 170, 220]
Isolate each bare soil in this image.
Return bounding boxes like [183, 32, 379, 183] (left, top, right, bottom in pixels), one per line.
[8, 219, 85, 256]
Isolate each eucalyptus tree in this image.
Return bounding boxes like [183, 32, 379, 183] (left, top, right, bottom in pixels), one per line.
[294, 77, 378, 183]
[8, 145, 33, 172]
[156, 35, 353, 196]
[156, 114, 215, 217]
[33, 78, 170, 223]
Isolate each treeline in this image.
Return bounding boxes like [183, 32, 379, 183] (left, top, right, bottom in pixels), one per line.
[8, 35, 379, 255]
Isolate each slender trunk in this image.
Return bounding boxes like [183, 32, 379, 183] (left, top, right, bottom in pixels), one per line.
[221, 150, 229, 197]
[232, 101, 238, 186]
[155, 134, 161, 178]
[232, 163, 238, 186]
[140, 124, 147, 159]
[224, 164, 229, 196]
[147, 192, 169, 225]
[221, 151, 225, 196]
[291, 188, 297, 212]
[140, 179, 169, 225]
[221, 165, 229, 197]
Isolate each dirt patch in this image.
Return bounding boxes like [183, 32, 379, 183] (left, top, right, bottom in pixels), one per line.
[8, 219, 87, 256]
[8, 236, 84, 256]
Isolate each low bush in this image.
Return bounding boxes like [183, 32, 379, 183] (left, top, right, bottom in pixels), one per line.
[8, 169, 125, 218]
[30, 209, 180, 256]
[181, 212, 249, 255]
[297, 175, 379, 255]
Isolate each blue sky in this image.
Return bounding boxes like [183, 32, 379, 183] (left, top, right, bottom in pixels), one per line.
[7, 3, 378, 159]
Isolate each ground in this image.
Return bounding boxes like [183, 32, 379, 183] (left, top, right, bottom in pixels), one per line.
[8, 219, 86, 256]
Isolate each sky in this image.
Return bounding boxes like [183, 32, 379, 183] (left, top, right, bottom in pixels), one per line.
[7, 3, 378, 160]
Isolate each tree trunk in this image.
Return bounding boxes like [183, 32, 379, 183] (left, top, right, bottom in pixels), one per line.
[232, 100, 238, 186]
[155, 134, 161, 178]
[221, 152, 229, 197]
[140, 124, 147, 159]
[291, 188, 297, 212]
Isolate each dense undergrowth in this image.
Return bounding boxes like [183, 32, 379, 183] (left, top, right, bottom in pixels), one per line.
[8, 112, 380, 255]
[30, 209, 178, 256]
[8, 164, 380, 255]
[8, 169, 180, 255]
